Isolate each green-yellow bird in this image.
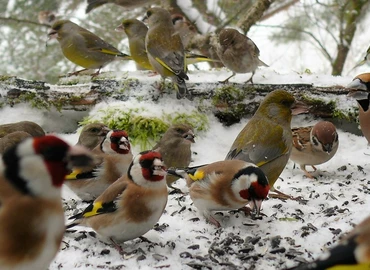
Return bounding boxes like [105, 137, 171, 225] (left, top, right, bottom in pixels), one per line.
[225, 90, 295, 198]
[145, 8, 191, 100]
[116, 18, 219, 72]
[48, 20, 130, 76]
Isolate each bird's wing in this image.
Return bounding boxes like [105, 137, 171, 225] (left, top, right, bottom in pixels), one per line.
[79, 30, 126, 57]
[225, 120, 291, 167]
[64, 155, 103, 180]
[68, 178, 128, 220]
[147, 32, 187, 78]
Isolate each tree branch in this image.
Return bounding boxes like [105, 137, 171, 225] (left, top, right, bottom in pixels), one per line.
[0, 16, 51, 28]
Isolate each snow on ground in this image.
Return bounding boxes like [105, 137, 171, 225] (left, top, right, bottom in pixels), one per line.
[2, 70, 360, 270]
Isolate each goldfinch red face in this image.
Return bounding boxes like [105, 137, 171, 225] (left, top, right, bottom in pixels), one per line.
[102, 130, 131, 155]
[232, 166, 269, 216]
[129, 151, 167, 188]
[2, 135, 93, 197]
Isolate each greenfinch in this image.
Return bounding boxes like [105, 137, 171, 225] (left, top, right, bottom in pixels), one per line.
[116, 19, 153, 71]
[216, 28, 268, 83]
[48, 20, 130, 76]
[225, 90, 295, 198]
[115, 18, 218, 72]
[152, 123, 195, 191]
[145, 7, 191, 100]
[86, 0, 155, 13]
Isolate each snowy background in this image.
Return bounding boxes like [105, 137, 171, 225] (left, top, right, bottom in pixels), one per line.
[2, 0, 370, 269]
[1, 69, 369, 269]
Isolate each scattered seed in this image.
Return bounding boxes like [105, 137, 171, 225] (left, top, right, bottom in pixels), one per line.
[152, 254, 167, 261]
[329, 228, 342, 235]
[337, 165, 347, 171]
[75, 233, 87, 241]
[188, 245, 200, 250]
[270, 236, 281, 248]
[238, 245, 254, 254]
[245, 236, 261, 245]
[270, 247, 286, 254]
[179, 252, 193, 259]
[100, 249, 110, 255]
[186, 262, 212, 269]
[137, 254, 146, 261]
[189, 217, 200, 222]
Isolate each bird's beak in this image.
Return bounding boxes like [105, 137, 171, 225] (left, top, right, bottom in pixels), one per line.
[119, 137, 130, 150]
[291, 100, 309, 115]
[115, 24, 124, 32]
[250, 198, 263, 218]
[347, 78, 368, 91]
[323, 144, 332, 153]
[152, 159, 167, 176]
[47, 30, 58, 40]
[184, 131, 195, 143]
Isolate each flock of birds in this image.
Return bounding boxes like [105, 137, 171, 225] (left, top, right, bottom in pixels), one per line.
[2, 1, 370, 269]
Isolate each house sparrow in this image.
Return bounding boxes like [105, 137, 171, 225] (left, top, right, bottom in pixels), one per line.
[65, 130, 133, 201]
[286, 215, 370, 269]
[0, 121, 45, 138]
[145, 7, 191, 100]
[225, 90, 295, 199]
[167, 160, 269, 227]
[0, 135, 93, 269]
[86, 0, 155, 13]
[215, 28, 268, 83]
[116, 18, 220, 71]
[76, 123, 110, 150]
[0, 131, 32, 154]
[171, 14, 197, 49]
[66, 150, 167, 253]
[38, 10, 57, 26]
[48, 20, 130, 77]
[152, 123, 195, 191]
[290, 121, 339, 178]
[347, 73, 370, 144]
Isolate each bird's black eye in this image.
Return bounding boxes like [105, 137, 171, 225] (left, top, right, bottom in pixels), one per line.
[90, 128, 100, 133]
[312, 136, 318, 146]
[53, 23, 62, 31]
[147, 10, 152, 17]
[123, 22, 130, 27]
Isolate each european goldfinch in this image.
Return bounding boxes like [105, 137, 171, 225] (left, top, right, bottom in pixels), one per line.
[286, 215, 370, 269]
[290, 121, 339, 178]
[225, 90, 295, 199]
[152, 123, 195, 191]
[145, 7, 191, 100]
[48, 20, 131, 77]
[65, 130, 133, 201]
[76, 123, 110, 150]
[66, 150, 167, 253]
[215, 28, 268, 83]
[167, 160, 269, 227]
[0, 135, 93, 270]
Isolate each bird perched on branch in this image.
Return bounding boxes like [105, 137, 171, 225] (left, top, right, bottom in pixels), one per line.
[167, 160, 269, 227]
[85, 0, 155, 13]
[66, 150, 167, 254]
[0, 135, 93, 269]
[286, 215, 370, 270]
[152, 124, 195, 191]
[76, 123, 110, 150]
[145, 7, 191, 100]
[225, 90, 296, 199]
[116, 18, 220, 72]
[290, 121, 339, 178]
[48, 20, 130, 77]
[65, 130, 133, 201]
[215, 28, 268, 83]
[347, 73, 370, 145]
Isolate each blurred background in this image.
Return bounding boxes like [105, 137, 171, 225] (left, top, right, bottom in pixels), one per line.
[1, 0, 370, 84]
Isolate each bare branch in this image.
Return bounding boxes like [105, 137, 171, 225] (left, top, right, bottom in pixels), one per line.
[0, 16, 51, 28]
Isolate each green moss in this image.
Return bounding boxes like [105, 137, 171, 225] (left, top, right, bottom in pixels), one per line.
[212, 85, 244, 107]
[81, 107, 209, 150]
[0, 75, 14, 82]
